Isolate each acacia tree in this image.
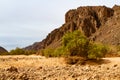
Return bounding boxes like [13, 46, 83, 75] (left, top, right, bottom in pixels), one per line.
[62, 30, 108, 59]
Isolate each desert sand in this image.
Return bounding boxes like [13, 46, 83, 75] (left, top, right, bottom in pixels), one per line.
[0, 55, 120, 80]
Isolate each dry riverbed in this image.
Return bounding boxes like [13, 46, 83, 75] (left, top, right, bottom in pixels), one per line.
[0, 55, 120, 80]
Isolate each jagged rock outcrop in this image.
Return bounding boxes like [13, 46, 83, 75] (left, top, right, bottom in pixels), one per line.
[90, 5, 120, 45]
[0, 46, 8, 54]
[24, 5, 120, 51]
[65, 6, 113, 37]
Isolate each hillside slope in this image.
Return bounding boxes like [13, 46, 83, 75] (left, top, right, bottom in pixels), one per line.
[24, 5, 120, 51]
[0, 46, 8, 54]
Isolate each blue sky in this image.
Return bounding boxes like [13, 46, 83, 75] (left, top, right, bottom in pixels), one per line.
[0, 0, 120, 51]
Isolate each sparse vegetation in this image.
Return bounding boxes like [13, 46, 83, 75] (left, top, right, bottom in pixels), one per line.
[116, 45, 120, 52]
[87, 42, 109, 59]
[41, 47, 64, 57]
[0, 47, 36, 55]
[41, 30, 109, 64]
[62, 30, 89, 58]
[0, 30, 111, 64]
[41, 48, 55, 57]
[105, 45, 120, 57]
[62, 31, 109, 59]
[0, 52, 9, 55]
[9, 47, 25, 55]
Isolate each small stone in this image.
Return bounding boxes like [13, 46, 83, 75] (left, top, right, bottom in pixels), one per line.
[113, 64, 118, 67]
[43, 76, 46, 79]
[6, 66, 18, 72]
[107, 67, 109, 70]
[37, 66, 43, 70]
[19, 73, 29, 80]
[98, 65, 101, 68]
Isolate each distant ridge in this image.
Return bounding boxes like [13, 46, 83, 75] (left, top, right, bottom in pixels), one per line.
[0, 46, 8, 54]
[24, 5, 120, 51]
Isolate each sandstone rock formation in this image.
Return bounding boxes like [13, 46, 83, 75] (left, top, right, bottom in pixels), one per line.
[24, 5, 120, 51]
[0, 46, 8, 54]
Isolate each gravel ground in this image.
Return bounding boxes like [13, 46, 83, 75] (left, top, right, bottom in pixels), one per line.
[0, 55, 120, 80]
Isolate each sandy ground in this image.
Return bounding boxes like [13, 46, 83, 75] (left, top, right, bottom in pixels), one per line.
[103, 57, 120, 65]
[0, 55, 66, 68]
[0, 55, 120, 80]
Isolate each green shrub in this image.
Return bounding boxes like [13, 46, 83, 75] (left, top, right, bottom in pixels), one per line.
[116, 45, 120, 52]
[41, 47, 65, 57]
[53, 47, 66, 57]
[41, 48, 55, 57]
[62, 30, 89, 58]
[104, 45, 120, 57]
[24, 50, 36, 55]
[9, 47, 25, 55]
[8, 47, 36, 55]
[88, 42, 109, 59]
[0, 52, 9, 55]
[41, 30, 109, 61]
[62, 30, 109, 60]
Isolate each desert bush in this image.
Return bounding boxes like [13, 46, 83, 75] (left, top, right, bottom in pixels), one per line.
[62, 30, 109, 60]
[41, 48, 55, 57]
[24, 50, 36, 55]
[41, 30, 109, 62]
[54, 46, 68, 57]
[0, 52, 9, 55]
[105, 45, 120, 57]
[8, 47, 36, 55]
[41, 47, 65, 57]
[87, 42, 109, 59]
[116, 45, 120, 52]
[116, 46, 120, 56]
[62, 30, 89, 58]
[9, 47, 25, 55]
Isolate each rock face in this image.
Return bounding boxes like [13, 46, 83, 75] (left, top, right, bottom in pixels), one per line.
[91, 5, 120, 45]
[24, 5, 120, 51]
[0, 46, 8, 54]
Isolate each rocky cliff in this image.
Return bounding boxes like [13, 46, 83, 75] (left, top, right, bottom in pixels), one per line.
[90, 5, 120, 45]
[0, 46, 8, 54]
[24, 5, 120, 51]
